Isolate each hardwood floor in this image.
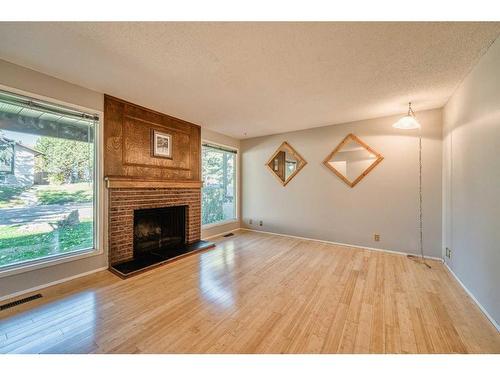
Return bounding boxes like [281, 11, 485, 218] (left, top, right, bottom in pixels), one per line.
[1, 230, 499, 354]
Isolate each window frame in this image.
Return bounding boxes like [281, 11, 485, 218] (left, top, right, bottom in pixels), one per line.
[0, 85, 105, 278]
[201, 139, 239, 229]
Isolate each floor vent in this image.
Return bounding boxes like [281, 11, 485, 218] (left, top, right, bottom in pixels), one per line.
[0, 294, 42, 311]
[223, 232, 235, 237]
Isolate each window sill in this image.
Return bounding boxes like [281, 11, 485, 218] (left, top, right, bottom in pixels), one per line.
[0, 247, 104, 278]
[202, 218, 239, 229]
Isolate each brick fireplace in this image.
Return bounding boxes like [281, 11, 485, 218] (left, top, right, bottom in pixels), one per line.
[108, 187, 201, 265]
[104, 95, 213, 277]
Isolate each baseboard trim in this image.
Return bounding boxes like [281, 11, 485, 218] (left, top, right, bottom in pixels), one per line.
[443, 262, 500, 332]
[0, 266, 109, 303]
[240, 228, 443, 262]
[202, 228, 243, 241]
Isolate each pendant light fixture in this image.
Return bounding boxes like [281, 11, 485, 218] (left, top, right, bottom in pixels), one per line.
[394, 102, 430, 268]
[393, 102, 421, 129]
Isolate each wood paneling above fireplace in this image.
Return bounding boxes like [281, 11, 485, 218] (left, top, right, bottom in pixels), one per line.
[104, 95, 201, 184]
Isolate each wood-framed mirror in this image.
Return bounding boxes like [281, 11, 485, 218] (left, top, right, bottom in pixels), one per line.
[322, 133, 383, 188]
[266, 141, 307, 186]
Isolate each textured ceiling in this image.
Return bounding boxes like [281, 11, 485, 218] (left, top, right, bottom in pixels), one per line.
[0, 22, 499, 139]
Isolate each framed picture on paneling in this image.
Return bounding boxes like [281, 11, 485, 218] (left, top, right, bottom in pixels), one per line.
[152, 129, 172, 159]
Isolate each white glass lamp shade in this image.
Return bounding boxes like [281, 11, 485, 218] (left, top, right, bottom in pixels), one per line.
[393, 115, 420, 130]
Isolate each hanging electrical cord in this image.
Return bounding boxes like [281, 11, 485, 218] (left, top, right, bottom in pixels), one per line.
[405, 102, 431, 269]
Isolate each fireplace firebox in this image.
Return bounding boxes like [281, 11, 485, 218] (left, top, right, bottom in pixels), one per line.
[134, 205, 186, 258]
[110, 204, 215, 278]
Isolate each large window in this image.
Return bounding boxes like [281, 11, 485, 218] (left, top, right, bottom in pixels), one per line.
[202, 143, 237, 226]
[0, 89, 98, 269]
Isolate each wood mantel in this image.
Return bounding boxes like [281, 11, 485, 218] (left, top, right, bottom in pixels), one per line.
[104, 176, 202, 189]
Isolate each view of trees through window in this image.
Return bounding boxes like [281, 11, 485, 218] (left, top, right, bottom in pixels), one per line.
[0, 91, 96, 268]
[202, 144, 237, 226]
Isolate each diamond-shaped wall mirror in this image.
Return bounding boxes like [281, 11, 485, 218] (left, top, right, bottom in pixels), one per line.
[266, 141, 307, 186]
[323, 134, 383, 188]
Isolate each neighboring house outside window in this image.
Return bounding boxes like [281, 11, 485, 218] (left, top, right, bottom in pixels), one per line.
[0, 136, 43, 187]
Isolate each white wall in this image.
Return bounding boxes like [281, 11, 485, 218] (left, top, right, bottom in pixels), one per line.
[0, 59, 103, 112]
[443, 38, 500, 327]
[0, 59, 107, 300]
[200, 128, 241, 239]
[241, 109, 443, 258]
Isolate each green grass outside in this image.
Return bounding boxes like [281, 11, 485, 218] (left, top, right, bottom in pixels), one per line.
[35, 183, 93, 205]
[0, 183, 93, 207]
[0, 220, 94, 267]
[0, 186, 27, 208]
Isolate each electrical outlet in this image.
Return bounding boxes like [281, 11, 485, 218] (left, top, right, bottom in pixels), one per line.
[249, 219, 253, 225]
[259, 220, 263, 226]
[446, 247, 452, 258]
[374, 234, 380, 242]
